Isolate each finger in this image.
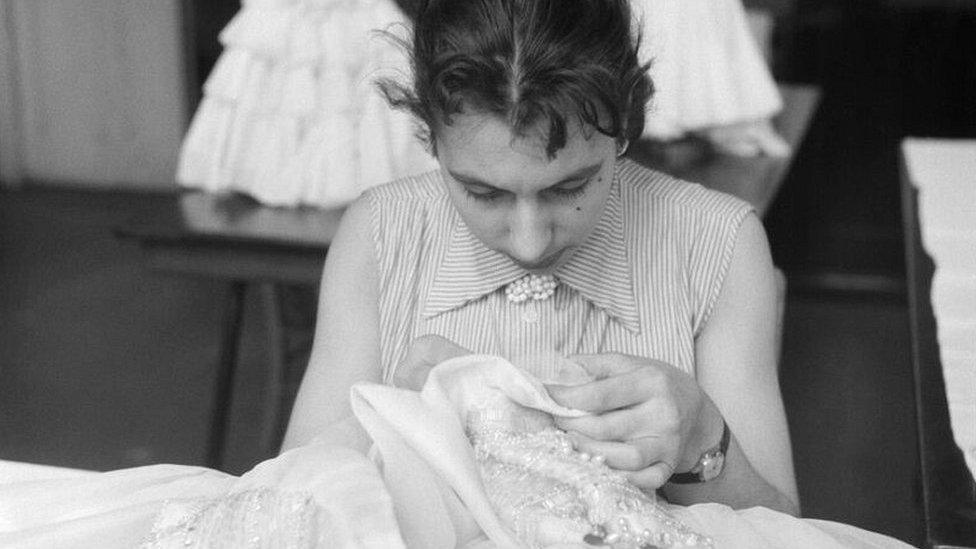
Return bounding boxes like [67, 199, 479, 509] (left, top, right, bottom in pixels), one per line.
[414, 334, 470, 363]
[568, 432, 646, 471]
[566, 353, 641, 379]
[392, 361, 432, 390]
[393, 346, 421, 386]
[626, 461, 676, 491]
[546, 371, 651, 412]
[394, 335, 472, 390]
[568, 353, 679, 381]
[555, 408, 638, 441]
[573, 432, 676, 473]
[435, 336, 471, 361]
[392, 338, 440, 390]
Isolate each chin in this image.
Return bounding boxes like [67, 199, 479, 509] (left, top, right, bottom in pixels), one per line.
[514, 250, 570, 272]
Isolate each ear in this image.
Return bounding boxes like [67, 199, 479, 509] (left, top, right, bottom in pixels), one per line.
[616, 138, 631, 158]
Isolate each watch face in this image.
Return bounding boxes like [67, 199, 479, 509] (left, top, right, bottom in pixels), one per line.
[699, 451, 725, 482]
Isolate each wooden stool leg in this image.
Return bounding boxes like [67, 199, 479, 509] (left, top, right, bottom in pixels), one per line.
[774, 267, 787, 369]
[258, 282, 287, 457]
[207, 281, 247, 470]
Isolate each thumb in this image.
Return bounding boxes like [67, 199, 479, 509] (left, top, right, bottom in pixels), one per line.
[565, 353, 640, 379]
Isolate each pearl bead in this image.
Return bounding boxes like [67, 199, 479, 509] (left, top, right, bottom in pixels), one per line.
[505, 273, 558, 303]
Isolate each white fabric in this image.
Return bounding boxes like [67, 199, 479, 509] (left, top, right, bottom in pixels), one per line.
[176, 0, 437, 209]
[353, 356, 912, 549]
[0, 446, 404, 548]
[903, 138, 976, 478]
[636, 0, 787, 156]
[0, 461, 95, 485]
[0, 356, 913, 548]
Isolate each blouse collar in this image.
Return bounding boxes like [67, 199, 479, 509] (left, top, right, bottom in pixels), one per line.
[422, 165, 640, 334]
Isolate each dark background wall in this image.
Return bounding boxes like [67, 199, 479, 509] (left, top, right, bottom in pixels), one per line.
[765, 0, 976, 293]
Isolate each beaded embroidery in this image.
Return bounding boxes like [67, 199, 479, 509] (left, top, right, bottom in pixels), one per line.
[468, 409, 712, 549]
[141, 488, 317, 548]
[505, 273, 559, 303]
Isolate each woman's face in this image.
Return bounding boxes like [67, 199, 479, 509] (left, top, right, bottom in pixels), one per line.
[435, 113, 617, 273]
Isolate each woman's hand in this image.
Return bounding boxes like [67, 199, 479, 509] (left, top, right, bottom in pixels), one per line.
[546, 353, 724, 491]
[392, 334, 471, 390]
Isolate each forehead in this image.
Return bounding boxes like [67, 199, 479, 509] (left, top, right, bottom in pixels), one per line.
[435, 113, 610, 191]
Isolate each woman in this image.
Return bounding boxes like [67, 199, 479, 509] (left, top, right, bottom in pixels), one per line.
[283, 0, 797, 516]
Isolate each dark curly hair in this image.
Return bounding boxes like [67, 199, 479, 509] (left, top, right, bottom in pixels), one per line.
[379, 0, 653, 158]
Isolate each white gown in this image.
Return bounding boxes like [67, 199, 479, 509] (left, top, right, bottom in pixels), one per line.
[637, 0, 790, 156]
[0, 356, 914, 548]
[176, 0, 437, 209]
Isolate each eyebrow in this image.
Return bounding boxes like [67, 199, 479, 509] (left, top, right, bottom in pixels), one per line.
[448, 161, 604, 191]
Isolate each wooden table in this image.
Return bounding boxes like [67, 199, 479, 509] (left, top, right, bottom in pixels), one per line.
[116, 196, 343, 468]
[901, 152, 976, 549]
[631, 84, 820, 217]
[116, 84, 819, 469]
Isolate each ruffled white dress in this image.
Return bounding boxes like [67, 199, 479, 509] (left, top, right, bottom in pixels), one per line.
[636, 0, 789, 156]
[0, 356, 914, 548]
[176, 0, 437, 209]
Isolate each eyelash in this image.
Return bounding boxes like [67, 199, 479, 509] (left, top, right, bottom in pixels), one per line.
[463, 179, 590, 203]
[547, 182, 588, 200]
[464, 188, 504, 202]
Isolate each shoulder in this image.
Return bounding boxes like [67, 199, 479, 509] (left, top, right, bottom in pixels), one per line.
[357, 168, 452, 238]
[615, 160, 759, 334]
[616, 159, 752, 226]
[361, 169, 445, 210]
[355, 169, 455, 271]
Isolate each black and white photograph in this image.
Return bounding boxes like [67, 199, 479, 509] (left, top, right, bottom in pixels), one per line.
[0, 0, 973, 547]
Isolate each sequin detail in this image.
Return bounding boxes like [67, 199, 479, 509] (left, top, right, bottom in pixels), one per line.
[468, 411, 712, 549]
[141, 488, 317, 548]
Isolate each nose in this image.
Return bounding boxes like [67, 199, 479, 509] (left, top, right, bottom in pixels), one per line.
[508, 199, 552, 266]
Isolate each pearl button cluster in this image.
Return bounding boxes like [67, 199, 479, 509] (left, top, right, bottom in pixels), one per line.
[505, 273, 558, 303]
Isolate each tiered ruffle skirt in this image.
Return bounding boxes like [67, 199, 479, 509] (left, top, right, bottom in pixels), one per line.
[177, 0, 437, 209]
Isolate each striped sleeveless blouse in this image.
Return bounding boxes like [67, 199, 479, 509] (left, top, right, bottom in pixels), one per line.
[362, 159, 753, 383]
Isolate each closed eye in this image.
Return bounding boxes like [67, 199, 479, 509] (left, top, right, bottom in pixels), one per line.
[543, 178, 590, 200]
[462, 183, 507, 202]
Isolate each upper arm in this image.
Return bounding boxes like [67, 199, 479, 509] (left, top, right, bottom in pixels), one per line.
[281, 196, 382, 452]
[694, 213, 799, 504]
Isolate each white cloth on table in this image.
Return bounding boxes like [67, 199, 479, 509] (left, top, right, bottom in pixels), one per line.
[352, 355, 912, 549]
[903, 138, 976, 479]
[0, 461, 95, 486]
[0, 446, 404, 548]
[0, 356, 914, 548]
[177, 0, 437, 209]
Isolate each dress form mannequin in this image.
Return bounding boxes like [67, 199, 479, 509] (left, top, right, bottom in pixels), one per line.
[176, 0, 437, 209]
[637, 0, 790, 157]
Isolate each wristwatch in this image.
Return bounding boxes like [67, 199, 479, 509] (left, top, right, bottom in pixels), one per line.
[668, 419, 730, 484]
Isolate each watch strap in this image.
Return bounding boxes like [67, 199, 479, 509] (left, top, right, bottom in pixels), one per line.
[668, 419, 730, 484]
